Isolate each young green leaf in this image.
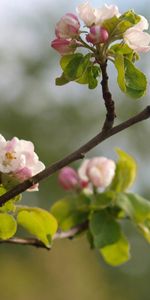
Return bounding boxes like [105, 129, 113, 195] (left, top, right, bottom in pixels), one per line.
[0, 213, 17, 240]
[116, 193, 150, 223]
[114, 54, 126, 92]
[17, 208, 58, 247]
[102, 16, 120, 35]
[110, 148, 137, 192]
[119, 10, 141, 26]
[93, 191, 115, 209]
[138, 223, 150, 243]
[114, 56, 147, 98]
[124, 58, 147, 99]
[56, 72, 69, 86]
[89, 210, 121, 248]
[110, 43, 133, 55]
[0, 185, 20, 213]
[51, 195, 91, 231]
[100, 234, 130, 266]
[102, 11, 140, 39]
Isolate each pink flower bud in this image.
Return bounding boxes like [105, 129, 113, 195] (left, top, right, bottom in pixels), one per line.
[14, 167, 39, 191]
[78, 157, 116, 189]
[86, 26, 109, 44]
[55, 13, 80, 39]
[58, 167, 80, 190]
[51, 38, 76, 55]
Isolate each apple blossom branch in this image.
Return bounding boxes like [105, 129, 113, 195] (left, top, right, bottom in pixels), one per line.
[0, 105, 150, 207]
[100, 60, 116, 130]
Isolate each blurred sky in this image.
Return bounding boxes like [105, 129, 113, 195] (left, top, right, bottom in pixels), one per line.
[0, 0, 150, 22]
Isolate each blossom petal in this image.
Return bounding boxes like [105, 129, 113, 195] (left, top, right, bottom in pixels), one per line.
[76, 1, 96, 26]
[124, 28, 150, 52]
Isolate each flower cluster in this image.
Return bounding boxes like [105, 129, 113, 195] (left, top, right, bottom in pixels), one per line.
[51, 1, 150, 55]
[51, 13, 81, 55]
[58, 156, 116, 193]
[0, 134, 45, 191]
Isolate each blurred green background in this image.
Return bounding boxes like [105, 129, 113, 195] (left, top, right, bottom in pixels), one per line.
[0, 0, 150, 299]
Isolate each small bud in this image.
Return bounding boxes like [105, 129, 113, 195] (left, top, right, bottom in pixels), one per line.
[58, 167, 80, 190]
[55, 13, 80, 39]
[86, 26, 109, 44]
[78, 157, 116, 189]
[51, 38, 76, 55]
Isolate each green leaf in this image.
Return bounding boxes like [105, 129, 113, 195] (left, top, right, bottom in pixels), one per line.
[62, 53, 84, 81]
[114, 56, 147, 98]
[0, 185, 20, 213]
[87, 230, 95, 249]
[116, 193, 150, 244]
[119, 10, 141, 26]
[51, 195, 91, 231]
[102, 16, 120, 35]
[124, 58, 147, 99]
[89, 210, 121, 248]
[93, 191, 115, 209]
[102, 11, 140, 38]
[114, 11, 140, 37]
[100, 234, 130, 266]
[60, 54, 81, 70]
[115, 54, 126, 92]
[76, 54, 92, 78]
[17, 208, 58, 247]
[110, 148, 137, 192]
[56, 73, 69, 86]
[88, 66, 100, 89]
[116, 193, 150, 223]
[110, 43, 133, 55]
[138, 223, 150, 243]
[0, 213, 17, 240]
[57, 53, 100, 89]
[110, 43, 134, 61]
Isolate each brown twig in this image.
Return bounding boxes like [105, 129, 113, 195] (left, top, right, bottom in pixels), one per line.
[100, 60, 116, 130]
[0, 106, 150, 207]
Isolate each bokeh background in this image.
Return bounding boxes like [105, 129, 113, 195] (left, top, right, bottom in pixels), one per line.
[0, 0, 150, 299]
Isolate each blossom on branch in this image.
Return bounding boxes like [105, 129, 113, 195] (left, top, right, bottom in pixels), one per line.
[124, 16, 150, 53]
[51, 38, 78, 55]
[55, 13, 80, 39]
[78, 157, 116, 189]
[0, 134, 45, 191]
[76, 2, 120, 27]
[86, 25, 109, 44]
[58, 166, 88, 190]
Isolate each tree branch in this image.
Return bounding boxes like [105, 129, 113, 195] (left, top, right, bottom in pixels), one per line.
[100, 60, 116, 130]
[0, 106, 150, 207]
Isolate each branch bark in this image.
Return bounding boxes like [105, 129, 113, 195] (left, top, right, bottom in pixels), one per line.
[0, 106, 150, 207]
[100, 60, 116, 130]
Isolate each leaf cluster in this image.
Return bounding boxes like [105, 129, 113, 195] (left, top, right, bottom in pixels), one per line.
[0, 186, 58, 248]
[50, 149, 150, 266]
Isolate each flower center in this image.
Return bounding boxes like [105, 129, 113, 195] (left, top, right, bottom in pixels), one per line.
[3, 152, 16, 166]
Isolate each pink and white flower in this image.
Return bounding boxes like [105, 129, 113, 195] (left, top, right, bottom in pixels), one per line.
[86, 25, 109, 44]
[51, 38, 77, 55]
[55, 13, 80, 39]
[58, 166, 88, 191]
[78, 157, 116, 189]
[58, 167, 80, 190]
[0, 134, 45, 191]
[124, 15, 150, 53]
[77, 2, 120, 27]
